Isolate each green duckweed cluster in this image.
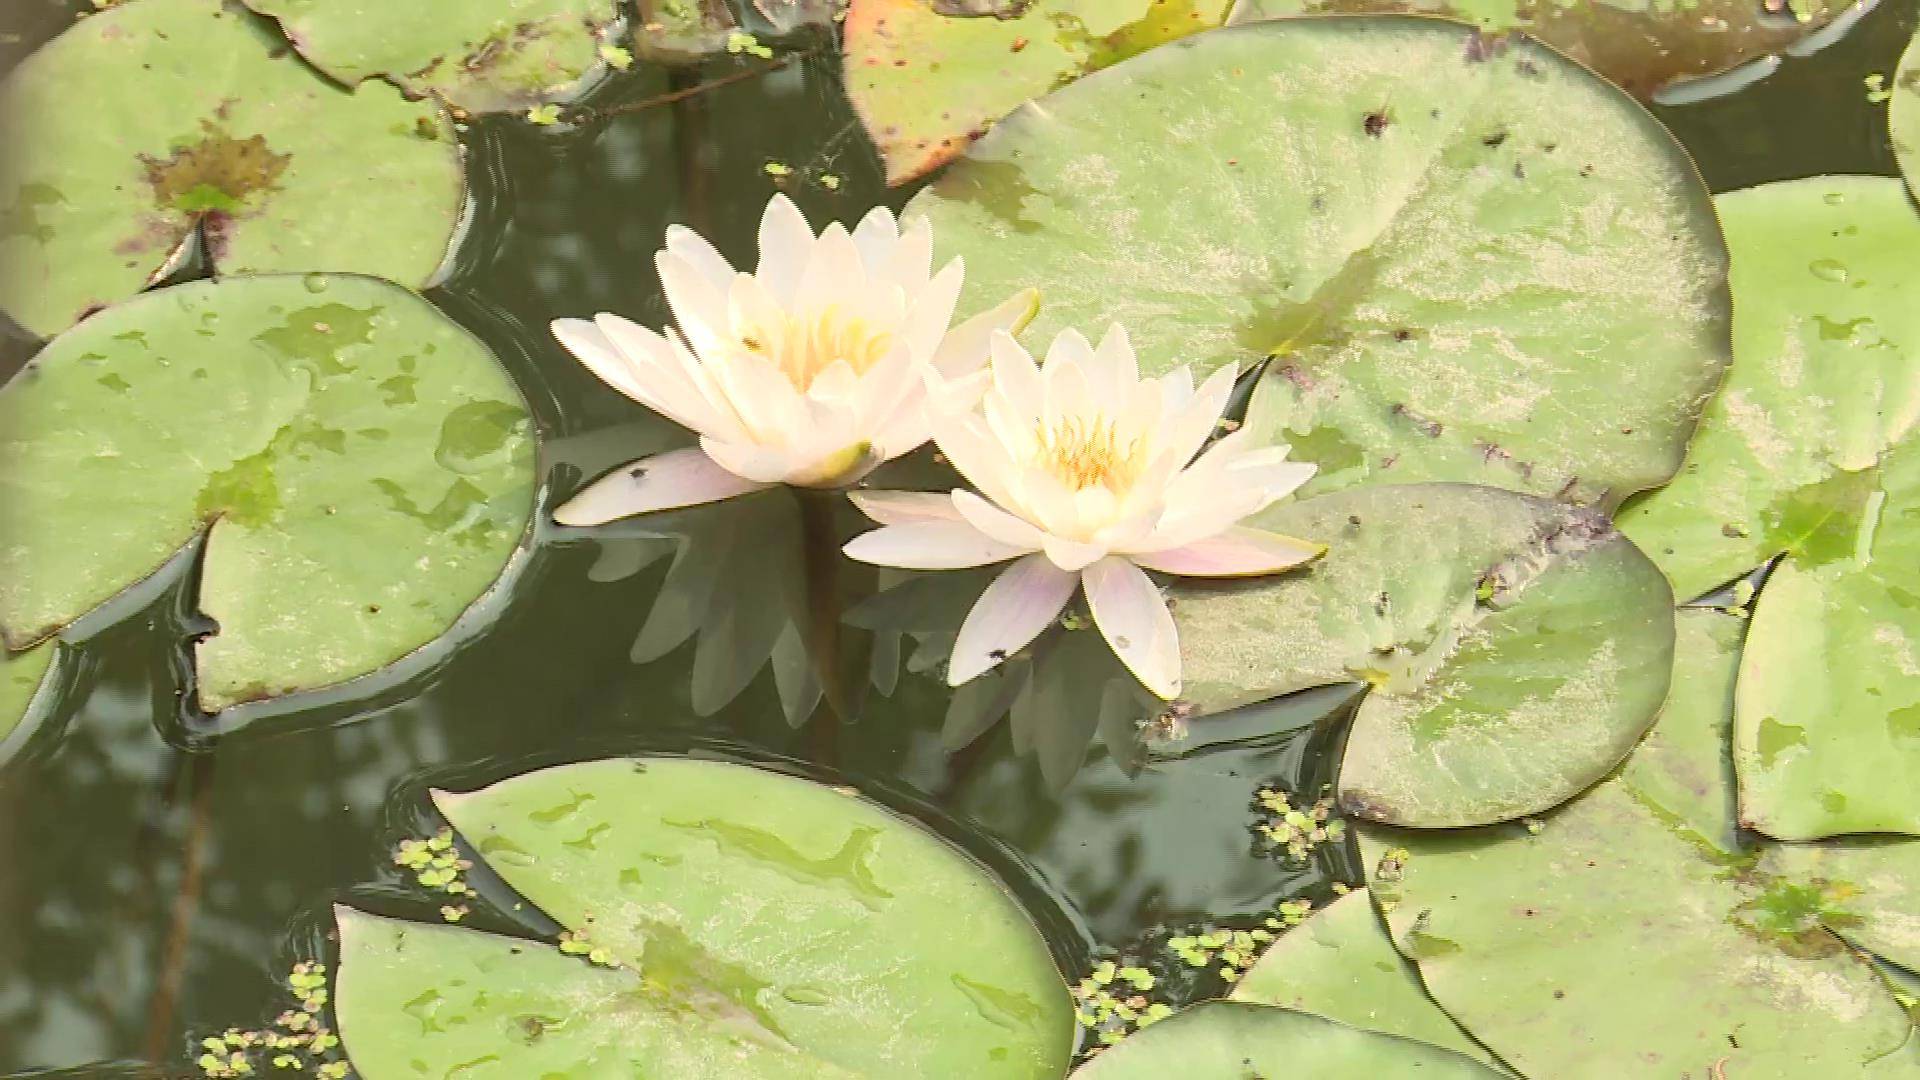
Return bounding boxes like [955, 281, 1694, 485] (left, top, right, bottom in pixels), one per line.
[1253, 785, 1344, 861]
[194, 962, 349, 1079]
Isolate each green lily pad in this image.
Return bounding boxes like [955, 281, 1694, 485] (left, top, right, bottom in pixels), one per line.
[843, 0, 1230, 185]
[1759, 839, 1920, 974]
[1229, 889, 1502, 1069]
[1354, 608, 1915, 1077]
[0, 275, 535, 712]
[243, 0, 622, 114]
[1897, 31, 1918, 203]
[336, 758, 1073, 1076]
[1067, 1001, 1500, 1077]
[0, 641, 56, 761]
[912, 16, 1730, 506]
[1617, 176, 1920, 601]
[1225, 0, 1859, 100]
[1173, 483, 1674, 828]
[0, 0, 463, 339]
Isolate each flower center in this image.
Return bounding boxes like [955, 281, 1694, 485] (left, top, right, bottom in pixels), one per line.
[739, 306, 893, 391]
[1034, 416, 1144, 492]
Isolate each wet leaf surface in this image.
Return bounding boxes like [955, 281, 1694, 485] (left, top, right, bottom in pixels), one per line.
[1356, 608, 1914, 1078]
[336, 757, 1073, 1076]
[243, 0, 623, 114]
[1067, 1000, 1500, 1076]
[0, 641, 55, 761]
[1173, 483, 1674, 828]
[0, 0, 464, 337]
[1759, 838, 1920, 974]
[0, 275, 535, 712]
[1226, 0, 1862, 100]
[1230, 888, 1503, 1069]
[913, 17, 1730, 506]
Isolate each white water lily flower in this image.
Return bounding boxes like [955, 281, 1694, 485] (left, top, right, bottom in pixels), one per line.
[843, 325, 1325, 699]
[550, 194, 1037, 525]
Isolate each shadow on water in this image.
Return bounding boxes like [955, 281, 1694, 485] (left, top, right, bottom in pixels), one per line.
[0, 0, 1917, 1071]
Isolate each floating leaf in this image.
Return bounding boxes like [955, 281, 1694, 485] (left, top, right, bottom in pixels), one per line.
[1226, 0, 1862, 100]
[0, 641, 56, 761]
[1173, 484, 1674, 828]
[1066, 1001, 1499, 1077]
[1617, 176, 1920, 600]
[243, 0, 621, 114]
[1897, 29, 1918, 202]
[1230, 889, 1501, 1069]
[1758, 839, 1920, 974]
[336, 758, 1073, 1076]
[843, 0, 1230, 184]
[0, 275, 535, 713]
[634, 0, 742, 62]
[0, 0, 463, 337]
[912, 17, 1730, 506]
[1354, 608, 1914, 1077]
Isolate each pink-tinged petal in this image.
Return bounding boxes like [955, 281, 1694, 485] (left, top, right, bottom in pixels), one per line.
[1083, 557, 1181, 699]
[655, 251, 732, 357]
[947, 554, 1079, 686]
[1042, 534, 1107, 572]
[843, 521, 1028, 569]
[848, 489, 962, 525]
[1131, 526, 1326, 576]
[900, 258, 964, 361]
[932, 289, 1040, 377]
[883, 215, 934, 292]
[698, 437, 801, 484]
[951, 489, 1049, 550]
[756, 194, 815, 304]
[554, 447, 767, 525]
[664, 224, 736, 292]
[850, 205, 900, 277]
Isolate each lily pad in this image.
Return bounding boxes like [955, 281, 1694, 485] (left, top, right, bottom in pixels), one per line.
[1617, 176, 1920, 600]
[0, 0, 463, 338]
[1898, 30, 1918, 203]
[0, 275, 535, 712]
[911, 16, 1730, 506]
[1229, 889, 1501, 1069]
[0, 641, 56, 761]
[1354, 608, 1915, 1078]
[843, 0, 1230, 185]
[1225, 0, 1861, 100]
[336, 757, 1073, 1076]
[1759, 839, 1920, 974]
[243, 0, 622, 114]
[1172, 483, 1674, 828]
[1067, 1001, 1500, 1077]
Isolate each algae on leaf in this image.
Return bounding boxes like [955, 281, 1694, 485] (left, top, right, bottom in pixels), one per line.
[243, 0, 623, 114]
[1174, 484, 1674, 828]
[913, 17, 1730, 507]
[336, 757, 1073, 1077]
[1353, 609, 1914, 1078]
[0, 275, 535, 713]
[0, 0, 463, 337]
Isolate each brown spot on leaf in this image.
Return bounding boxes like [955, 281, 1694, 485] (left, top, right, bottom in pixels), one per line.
[141, 121, 290, 216]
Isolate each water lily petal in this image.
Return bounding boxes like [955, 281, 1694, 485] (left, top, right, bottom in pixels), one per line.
[843, 521, 1028, 569]
[1043, 350, 1096, 431]
[951, 489, 1049, 551]
[850, 204, 901, 277]
[847, 489, 963, 525]
[796, 221, 866, 315]
[947, 553, 1079, 686]
[988, 330, 1045, 419]
[932, 288, 1040, 377]
[932, 412, 1024, 511]
[900, 258, 964, 361]
[883, 214, 934, 293]
[1089, 323, 1138, 409]
[591, 315, 747, 442]
[655, 250, 733, 358]
[756, 193, 814, 305]
[664, 223, 736, 292]
[1042, 534, 1107, 572]
[787, 439, 879, 487]
[554, 447, 768, 525]
[698, 437, 801, 484]
[1041, 326, 1095, 379]
[872, 368, 989, 459]
[1083, 556, 1181, 699]
[1136, 364, 1238, 489]
[1131, 526, 1326, 576]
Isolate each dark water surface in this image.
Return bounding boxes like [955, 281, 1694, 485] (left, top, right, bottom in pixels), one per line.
[0, 0, 1916, 1071]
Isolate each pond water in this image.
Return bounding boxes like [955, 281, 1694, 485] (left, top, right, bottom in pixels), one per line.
[0, 0, 1916, 1072]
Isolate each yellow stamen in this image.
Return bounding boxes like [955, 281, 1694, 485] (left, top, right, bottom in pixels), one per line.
[1034, 416, 1144, 492]
[739, 305, 893, 390]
